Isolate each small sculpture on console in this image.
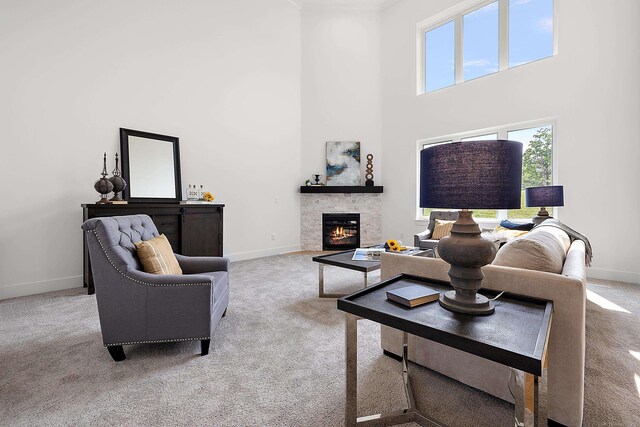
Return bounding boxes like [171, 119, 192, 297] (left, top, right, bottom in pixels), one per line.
[94, 153, 114, 204]
[109, 153, 127, 202]
[365, 154, 374, 186]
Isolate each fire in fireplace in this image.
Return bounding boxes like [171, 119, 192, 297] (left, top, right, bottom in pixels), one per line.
[322, 213, 360, 250]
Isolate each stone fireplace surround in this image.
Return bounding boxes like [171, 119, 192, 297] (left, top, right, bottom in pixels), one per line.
[301, 193, 382, 250]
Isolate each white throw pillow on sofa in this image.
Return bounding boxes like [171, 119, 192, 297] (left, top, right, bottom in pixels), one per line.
[492, 226, 571, 274]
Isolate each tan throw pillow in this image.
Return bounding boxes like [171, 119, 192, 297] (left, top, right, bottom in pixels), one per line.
[492, 228, 567, 274]
[134, 234, 182, 275]
[432, 219, 455, 240]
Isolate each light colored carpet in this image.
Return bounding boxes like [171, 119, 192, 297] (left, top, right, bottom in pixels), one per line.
[0, 254, 638, 426]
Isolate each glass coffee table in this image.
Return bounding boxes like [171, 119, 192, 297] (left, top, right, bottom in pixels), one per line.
[312, 247, 432, 298]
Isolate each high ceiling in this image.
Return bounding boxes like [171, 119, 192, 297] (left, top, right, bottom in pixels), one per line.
[295, 0, 399, 8]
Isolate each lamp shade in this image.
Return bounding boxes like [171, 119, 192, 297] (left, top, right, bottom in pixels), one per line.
[525, 185, 564, 207]
[419, 140, 523, 209]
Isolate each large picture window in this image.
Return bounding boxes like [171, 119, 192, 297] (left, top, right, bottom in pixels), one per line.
[418, 121, 554, 222]
[418, 0, 556, 94]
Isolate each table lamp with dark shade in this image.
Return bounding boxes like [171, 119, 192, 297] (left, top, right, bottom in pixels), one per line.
[525, 185, 564, 225]
[420, 140, 523, 315]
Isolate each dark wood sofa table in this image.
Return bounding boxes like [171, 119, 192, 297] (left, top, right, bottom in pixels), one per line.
[337, 274, 553, 427]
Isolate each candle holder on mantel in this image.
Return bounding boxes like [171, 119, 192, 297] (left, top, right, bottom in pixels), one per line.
[94, 153, 114, 204]
[109, 153, 127, 202]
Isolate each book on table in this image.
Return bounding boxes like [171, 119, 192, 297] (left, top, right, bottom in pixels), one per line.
[386, 284, 440, 307]
[352, 248, 386, 261]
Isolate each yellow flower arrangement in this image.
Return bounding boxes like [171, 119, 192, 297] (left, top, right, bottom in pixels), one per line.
[386, 239, 400, 252]
[203, 191, 214, 202]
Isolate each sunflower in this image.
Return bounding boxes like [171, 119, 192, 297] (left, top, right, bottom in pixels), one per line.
[203, 191, 214, 202]
[386, 239, 400, 252]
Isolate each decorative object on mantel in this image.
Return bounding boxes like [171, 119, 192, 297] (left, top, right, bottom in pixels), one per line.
[326, 141, 360, 186]
[365, 154, 374, 186]
[420, 140, 523, 315]
[94, 153, 114, 204]
[203, 191, 214, 202]
[108, 153, 127, 203]
[311, 174, 324, 186]
[526, 185, 564, 225]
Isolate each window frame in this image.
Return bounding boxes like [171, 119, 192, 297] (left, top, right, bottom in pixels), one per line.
[416, 0, 558, 95]
[415, 118, 558, 224]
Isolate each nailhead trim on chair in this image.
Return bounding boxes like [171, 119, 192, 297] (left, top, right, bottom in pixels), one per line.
[105, 336, 211, 347]
[87, 230, 212, 288]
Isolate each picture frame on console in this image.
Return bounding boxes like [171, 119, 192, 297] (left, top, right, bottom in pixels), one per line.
[120, 128, 182, 203]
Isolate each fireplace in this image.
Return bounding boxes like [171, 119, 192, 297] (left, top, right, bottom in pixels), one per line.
[322, 213, 360, 250]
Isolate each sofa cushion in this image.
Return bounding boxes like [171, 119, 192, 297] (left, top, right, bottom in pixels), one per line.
[492, 227, 570, 274]
[134, 234, 182, 275]
[536, 223, 572, 253]
[432, 219, 455, 240]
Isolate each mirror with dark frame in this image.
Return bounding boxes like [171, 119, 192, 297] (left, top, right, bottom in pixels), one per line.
[120, 128, 182, 203]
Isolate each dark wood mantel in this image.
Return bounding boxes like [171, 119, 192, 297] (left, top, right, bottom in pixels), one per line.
[300, 186, 383, 194]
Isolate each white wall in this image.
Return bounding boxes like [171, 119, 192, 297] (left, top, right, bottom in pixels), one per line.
[0, 0, 301, 299]
[301, 4, 382, 186]
[380, 0, 640, 282]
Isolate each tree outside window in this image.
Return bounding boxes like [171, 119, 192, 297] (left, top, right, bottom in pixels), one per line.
[508, 126, 553, 219]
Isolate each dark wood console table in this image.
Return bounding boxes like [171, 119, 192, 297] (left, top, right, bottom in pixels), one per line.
[82, 203, 224, 295]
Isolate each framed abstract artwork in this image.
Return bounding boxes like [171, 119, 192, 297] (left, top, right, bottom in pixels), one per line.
[326, 141, 361, 186]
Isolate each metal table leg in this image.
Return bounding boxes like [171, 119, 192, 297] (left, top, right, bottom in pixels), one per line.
[513, 369, 547, 426]
[345, 313, 358, 427]
[364, 271, 368, 288]
[319, 263, 348, 298]
[344, 314, 441, 427]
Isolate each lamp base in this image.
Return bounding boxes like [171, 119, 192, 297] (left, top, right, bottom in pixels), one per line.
[439, 290, 494, 315]
[532, 207, 551, 225]
[436, 210, 498, 316]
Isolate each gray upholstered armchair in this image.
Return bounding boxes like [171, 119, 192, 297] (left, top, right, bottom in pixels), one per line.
[414, 210, 459, 250]
[81, 214, 229, 362]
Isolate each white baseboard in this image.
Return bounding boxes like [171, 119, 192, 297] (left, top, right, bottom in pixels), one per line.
[587, 267, 640, 285]
[0, 246, 302, 301]
[0, 275, 84, 301]
[226, 245, 302, 262]
[1, 258, 636, 301]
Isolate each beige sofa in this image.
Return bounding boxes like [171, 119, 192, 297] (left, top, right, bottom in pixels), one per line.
[380, 228, 587, 427]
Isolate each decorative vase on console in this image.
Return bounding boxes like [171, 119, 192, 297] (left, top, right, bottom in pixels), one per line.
[109, 153, 127, 203]
[94, 153, 114, 204]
